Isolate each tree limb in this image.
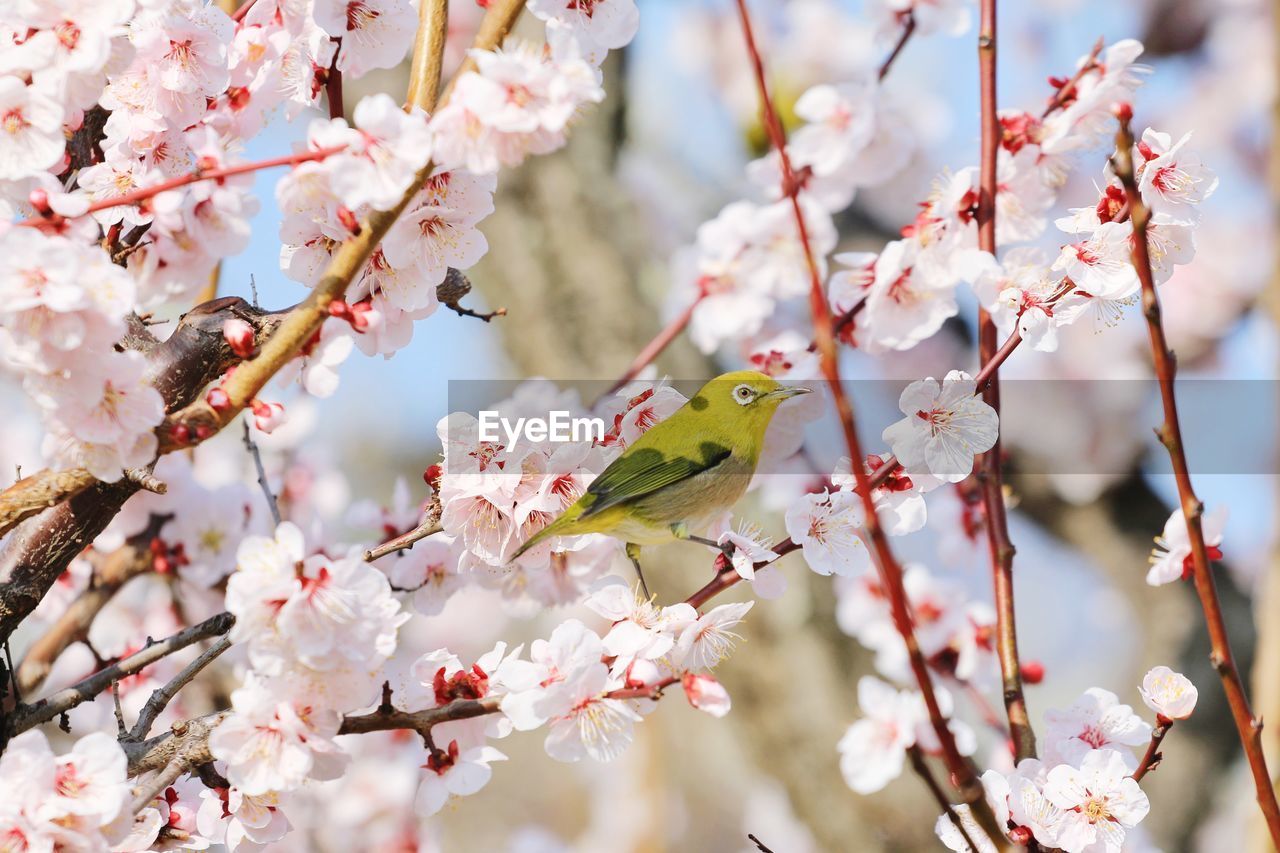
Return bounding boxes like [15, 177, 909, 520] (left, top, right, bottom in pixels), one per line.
[7, 612, 234, 736]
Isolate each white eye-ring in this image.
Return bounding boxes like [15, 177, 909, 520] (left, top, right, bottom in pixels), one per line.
[733, 384, 757, 405]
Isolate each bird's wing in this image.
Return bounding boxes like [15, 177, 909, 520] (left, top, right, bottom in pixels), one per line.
[580, 441, 732, 518]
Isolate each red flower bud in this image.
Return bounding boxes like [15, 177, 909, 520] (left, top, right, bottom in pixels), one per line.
[423, 464, 443, 492]
[1020, 660, 1045, 684]
[170, 423, 191, 446]
[27, 188, 50, 215]
[206, 387, 231, 411]
[1009, 826, 1033, 845]
[222, 318, 256, 359]
[1112, 101, 1133, 122]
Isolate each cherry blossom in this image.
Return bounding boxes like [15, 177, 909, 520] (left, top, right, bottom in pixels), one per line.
[430, 41, 605, 174]
[414, 742, 508, 817]
[380, 169, 496, 310]
[1042, 687, 1152, 769]
[854, 238, 960, 353]
[584, 577, 697, 663]
[1147, 505, 1227, 586]
[882, 371, 999, 483]
[672, 601, 753, 670]
[784, 489, 871, 577]
[1135, 128, 1219, 218]
[1138, 666, 1198, 721]
[716, 524, 779, 581]
[682, 672, 732, 717]
[1042, 749, 1151, 853]
[528, 0, 640, 53]
[838, 676, 973, 795]
[196, 787, 291, 853]
[0, 78, 66, 180]
[313, 0, 417, 79]
[312, 93, 433, 213]
[209, 675, 350, 796]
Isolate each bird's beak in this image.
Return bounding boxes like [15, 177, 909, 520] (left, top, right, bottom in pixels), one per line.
[764, 386, 812, 401]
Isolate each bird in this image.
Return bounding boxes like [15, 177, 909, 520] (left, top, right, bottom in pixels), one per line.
[510, 370, 810, 596]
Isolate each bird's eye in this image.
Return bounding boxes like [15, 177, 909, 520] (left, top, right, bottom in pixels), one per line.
[733, 384, 756, 405]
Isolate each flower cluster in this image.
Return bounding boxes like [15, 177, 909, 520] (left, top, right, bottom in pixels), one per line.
[933, 668, 1198, 852]
[0, 730, 130, 851]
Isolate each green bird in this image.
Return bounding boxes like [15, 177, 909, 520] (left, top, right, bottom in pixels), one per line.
[510, 370, 811, 596]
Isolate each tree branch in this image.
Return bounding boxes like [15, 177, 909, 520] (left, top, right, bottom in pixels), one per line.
[1130, 718, 1172, 784]
[129, 635, 232, 742]
[7, 612, 234, 736]
[975, 0, 1035, 763]
[15, 513, 171, 695]
[406, 0, 449, 111]
[1111, 112, 1280, 844]
[0, 300, 288, 646]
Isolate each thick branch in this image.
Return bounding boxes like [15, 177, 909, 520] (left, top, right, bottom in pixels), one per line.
[1111, 114, 1280, 844]
[0, 300, 287, 646]
[157, 0, 525, 455]
[7, 612, 234, 735]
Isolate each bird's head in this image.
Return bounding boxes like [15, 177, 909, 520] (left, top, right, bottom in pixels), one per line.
[692, 371, 812, 422]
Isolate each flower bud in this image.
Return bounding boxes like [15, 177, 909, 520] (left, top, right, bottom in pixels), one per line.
[1020, 660, 1045, 685]
[682, 672, 731, 718]
[223, 318, 256, 359]
[1138, 665, 1197, 721]
[206, 387, 231, 412]
[1112, 101, 1133, 122]
[251, 399, 286, 434]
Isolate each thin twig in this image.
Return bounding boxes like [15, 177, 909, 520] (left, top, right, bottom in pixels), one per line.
[129, 635, 232, 742]
[1130, 718, 1171, 783]
[242, 420, 281, 526]
[908, 745, 983, 853]
[325, 42, 344, 120]
[878, 12, 916, 81]
[364, 516, 442, 562]
[1111, 112, 1280, 845]
[8, 612, 234, 736]
[975, 0, 1035, 763]
[131, 757, 188, 814]
[747, 833, 776, 853]
[122, 468, 167, 495]
[602, 296, 703, 401]
[21, 147, 346, 230]
[15, 513, 171, 695]
[1041, 37, 1104, 118]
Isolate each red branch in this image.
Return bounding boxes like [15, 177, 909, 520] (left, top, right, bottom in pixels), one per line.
[21, 146, 346, 229]
[1041, 37, 1104, 118]
[878, 12, 917, 81]
[1111, 113, 1280, 844]
[1130, 718, 1171, 784]
[326, 44, 345, 121]
[604, 295, 704, 399]
[975, 0, 1035, 763]
[731, 0, 1005, 840]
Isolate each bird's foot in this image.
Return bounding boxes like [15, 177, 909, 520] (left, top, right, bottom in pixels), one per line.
[625, 543, 652, 601]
